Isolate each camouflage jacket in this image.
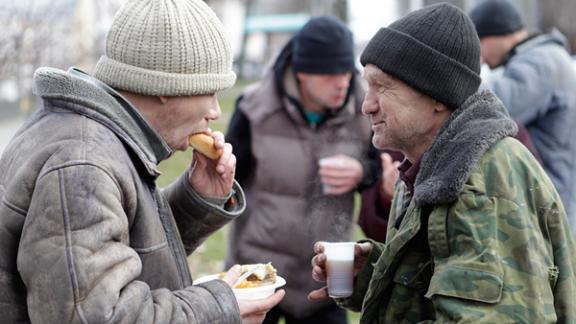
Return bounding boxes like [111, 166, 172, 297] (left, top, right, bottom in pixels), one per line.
[339, 91, 576, 323]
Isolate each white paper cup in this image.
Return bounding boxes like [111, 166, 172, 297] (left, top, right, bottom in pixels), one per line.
[324, 242, 355, 298]
[318, 157, 343, 194]
[318, 157, 344, 168]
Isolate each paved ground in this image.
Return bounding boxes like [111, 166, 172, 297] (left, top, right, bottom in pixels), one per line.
[0, 117, 24, 157]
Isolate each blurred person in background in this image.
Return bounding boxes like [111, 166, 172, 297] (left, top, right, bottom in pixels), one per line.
[225, 16, 378, 324]
[0, 0, 284, 322]
[357, 150, 402, 242]
[310, 3, 576, 322]
[470, 0, 576, 232]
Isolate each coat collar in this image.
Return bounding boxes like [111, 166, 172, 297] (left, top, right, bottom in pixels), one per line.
[32, 67, 172, 177]
[414, 90, 517, 206]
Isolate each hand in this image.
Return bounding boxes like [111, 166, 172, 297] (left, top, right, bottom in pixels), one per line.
[222, 265, 285, 324]
[380, 153, 400, 198]
[307, 241, 372, 301]
[318, 154, 364, 195]
[188, 130, 236, 198]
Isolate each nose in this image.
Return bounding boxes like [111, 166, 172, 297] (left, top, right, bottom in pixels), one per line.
[361, 92, 378, 116]
[208, 95, 222, 120]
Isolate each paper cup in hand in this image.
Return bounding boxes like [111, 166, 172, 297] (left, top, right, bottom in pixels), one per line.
[324, 242, 355, 298]
[318, 157, 343, 194]
[318, 157, 344, 168]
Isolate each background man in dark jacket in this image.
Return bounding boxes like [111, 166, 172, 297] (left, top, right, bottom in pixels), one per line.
[470, 0, 576, 231]
[310, 3, 576, 322]
[226, 16, 378, 324]
[0, 0, 283, 322]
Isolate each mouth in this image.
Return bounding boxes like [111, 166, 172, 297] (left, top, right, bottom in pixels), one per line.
[191, 129, 208, 136]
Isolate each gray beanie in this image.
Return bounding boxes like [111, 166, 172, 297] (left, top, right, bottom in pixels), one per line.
[94, 0, 236, 96]
[360, 3, 481, 109]
[469, 0, 524, 38]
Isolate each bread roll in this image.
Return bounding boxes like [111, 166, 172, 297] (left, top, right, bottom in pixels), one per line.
[188, 133, 223, 160]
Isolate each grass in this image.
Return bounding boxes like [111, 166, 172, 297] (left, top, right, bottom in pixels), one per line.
[156, 81, 363, 324]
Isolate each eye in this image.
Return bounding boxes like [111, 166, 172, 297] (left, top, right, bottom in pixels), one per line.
[377, 83, 389, 93]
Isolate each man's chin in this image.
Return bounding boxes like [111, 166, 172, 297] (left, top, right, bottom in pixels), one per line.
[372, 135, 389, 150]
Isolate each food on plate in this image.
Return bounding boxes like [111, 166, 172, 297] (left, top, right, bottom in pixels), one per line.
[221, 262, 277, 289]
[188, 133, 223, 160]
[196, 263, 284, 300]
[237, 263, 277, 288]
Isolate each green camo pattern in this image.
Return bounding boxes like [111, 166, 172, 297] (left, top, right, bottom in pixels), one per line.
[340, 138, 576, 323]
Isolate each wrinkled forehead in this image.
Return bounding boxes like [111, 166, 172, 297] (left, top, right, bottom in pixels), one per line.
[362, 64, 406, 90]
[362, 64, 394, 84]
[362, 64, 427, 99]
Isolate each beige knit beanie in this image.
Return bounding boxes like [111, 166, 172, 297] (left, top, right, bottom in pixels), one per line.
[93, 0, 236, 96]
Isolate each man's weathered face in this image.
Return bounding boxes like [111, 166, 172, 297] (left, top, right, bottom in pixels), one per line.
[361, 64, 441, 156]
[296, 72, 352, 110]
[149, 94, 222, 151]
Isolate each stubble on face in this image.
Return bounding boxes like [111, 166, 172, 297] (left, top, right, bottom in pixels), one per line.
[363, 66, 444, 160]
[155, 94, 220, 151]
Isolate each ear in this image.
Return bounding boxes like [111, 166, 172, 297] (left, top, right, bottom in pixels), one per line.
[433, 100, 450, 113]
[158, 96, 169, 104]
[295, 72, 307, 83]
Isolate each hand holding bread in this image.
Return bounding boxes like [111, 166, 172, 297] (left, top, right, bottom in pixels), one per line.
[188, 133, 224, 160]
[187, 131, 236, 199]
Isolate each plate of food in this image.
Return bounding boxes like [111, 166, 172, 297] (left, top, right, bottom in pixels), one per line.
[194, 263, 286, 300]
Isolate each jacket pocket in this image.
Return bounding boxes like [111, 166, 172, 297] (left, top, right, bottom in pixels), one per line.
[392, 254, 434, 295]
[424, 264, 503, 304]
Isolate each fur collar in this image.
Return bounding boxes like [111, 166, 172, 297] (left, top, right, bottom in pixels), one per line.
[414, 90, 517, 206]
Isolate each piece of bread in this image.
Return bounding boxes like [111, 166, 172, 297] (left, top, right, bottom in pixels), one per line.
[188, 133, 223, 160]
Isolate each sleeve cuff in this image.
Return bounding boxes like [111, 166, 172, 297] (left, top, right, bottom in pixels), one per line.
[177, 171, 246, 217]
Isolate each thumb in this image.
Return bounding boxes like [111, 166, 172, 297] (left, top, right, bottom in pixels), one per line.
[355, 242, 373, 257]
[221, 264, 242, 286]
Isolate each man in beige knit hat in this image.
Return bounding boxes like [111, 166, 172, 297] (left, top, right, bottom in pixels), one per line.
[0, 0, 283, 323]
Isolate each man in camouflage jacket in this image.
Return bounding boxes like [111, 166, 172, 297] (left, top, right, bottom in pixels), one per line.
[309, 3, 576, 323]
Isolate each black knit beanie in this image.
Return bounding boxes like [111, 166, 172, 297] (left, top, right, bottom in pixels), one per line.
[292, 16, 356, 74]
[360, 3, 481, 109]
[469, 0, 524, 38]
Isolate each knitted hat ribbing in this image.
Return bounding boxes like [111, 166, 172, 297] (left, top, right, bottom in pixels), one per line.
[94, 0, 236, 96]
[360, 3, 481, 109]
[469, 0, 524, 38]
